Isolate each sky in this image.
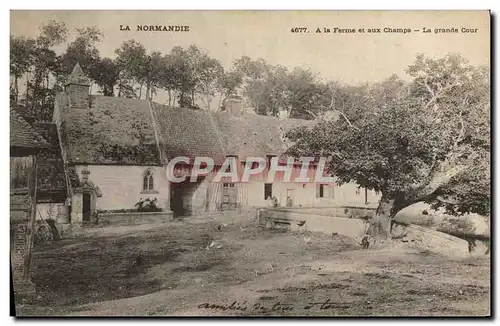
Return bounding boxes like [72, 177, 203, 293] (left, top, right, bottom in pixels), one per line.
[10, 10, 490, 105]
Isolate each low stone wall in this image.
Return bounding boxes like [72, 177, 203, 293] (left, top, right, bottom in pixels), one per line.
[266, 206, 376, 219]
[258, 207, 473, 255]
[98, 211, 174, 226]
[258, 208, 367, 240]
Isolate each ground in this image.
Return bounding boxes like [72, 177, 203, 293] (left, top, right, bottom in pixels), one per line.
[16, 213, 491, 317]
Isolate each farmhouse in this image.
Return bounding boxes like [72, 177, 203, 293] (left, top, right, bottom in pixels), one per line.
[39, 63, 380, 224]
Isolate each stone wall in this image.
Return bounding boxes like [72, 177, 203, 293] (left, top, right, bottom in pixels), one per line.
[258, 208, 368, 240]
[98, 211, 173, 226]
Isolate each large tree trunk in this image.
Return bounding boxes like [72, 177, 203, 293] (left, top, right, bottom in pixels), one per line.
[370, 162, 469, 240]
[371, 198, 395, 240]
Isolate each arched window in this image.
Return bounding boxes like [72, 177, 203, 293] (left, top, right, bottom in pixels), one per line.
[143, 170, 154, 191]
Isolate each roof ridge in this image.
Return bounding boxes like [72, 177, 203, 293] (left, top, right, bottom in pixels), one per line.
[147, 100, 165, 164]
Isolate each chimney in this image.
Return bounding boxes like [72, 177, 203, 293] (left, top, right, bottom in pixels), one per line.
[65, 63, 90, 110]
[223, 96, 244, 116]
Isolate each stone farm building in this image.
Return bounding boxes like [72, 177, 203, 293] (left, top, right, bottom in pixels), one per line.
[19, 64, 381, 224]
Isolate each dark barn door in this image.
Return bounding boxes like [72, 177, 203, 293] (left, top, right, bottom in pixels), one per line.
[82, 193, 91, 222]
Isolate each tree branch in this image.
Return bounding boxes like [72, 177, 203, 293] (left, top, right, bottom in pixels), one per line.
[322, 92, 360, 131]
[422, 78, 461, 112]
[408, 162, 469, 205]
[304, 109, 317, 119]
[451, 95, 468, 149]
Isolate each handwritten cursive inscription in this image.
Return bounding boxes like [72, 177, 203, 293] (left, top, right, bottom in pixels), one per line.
[198, 298, 347, 314]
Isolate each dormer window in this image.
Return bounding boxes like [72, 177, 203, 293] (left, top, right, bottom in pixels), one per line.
[142, 169, 154, 192]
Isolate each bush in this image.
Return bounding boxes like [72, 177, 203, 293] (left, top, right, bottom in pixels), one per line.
[135, 197, 162, 212]
[96, 198, 163, 214]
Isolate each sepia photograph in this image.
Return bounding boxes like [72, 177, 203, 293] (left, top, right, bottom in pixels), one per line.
[9, 10, 491, 317]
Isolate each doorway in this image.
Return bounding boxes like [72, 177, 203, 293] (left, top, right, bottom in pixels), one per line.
[170, 186, 185, 217]
[170, 178, 205, 217]
[221, 182, 237, 211]
[82, 192, 91, 222]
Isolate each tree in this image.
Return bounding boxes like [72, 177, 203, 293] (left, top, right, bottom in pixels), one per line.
[145, 51, 164, 100]
[283, 67, 331, 119]
[286, 54, 490, 240]
[167, 46, 193, 106]
[114, 40, 148, 98]
[160, 45, 223, 108]
[233, 57, 333, 119]
[13, 20, 68, 120]
[93, 58, 120, 96]
[195, 54, 224, 110]
[157, 53, 178, 106]
[58, 26, 103, 85]
[215, 70, 243, 111]
[10, 36, 36, 103]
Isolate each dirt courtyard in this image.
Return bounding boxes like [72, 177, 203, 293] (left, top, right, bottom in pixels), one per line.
[16, 213, 491, 317]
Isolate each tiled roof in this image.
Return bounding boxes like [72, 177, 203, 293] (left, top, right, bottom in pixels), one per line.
[58, 94, 314, 165]
[152, 103, 226, 164]
[211, 112, 313, 160]
[10, 108, 49, 149]
[32, 122, 67, 199]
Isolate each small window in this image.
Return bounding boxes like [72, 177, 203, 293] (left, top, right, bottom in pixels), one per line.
[143, 170, 154, 191]
[223, 183, 235, 188]
[319, 184, 325, 198]
[264, 183, 272, 199]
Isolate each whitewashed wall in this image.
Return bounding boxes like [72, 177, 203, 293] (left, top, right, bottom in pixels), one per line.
[74, 165, 170, 211]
